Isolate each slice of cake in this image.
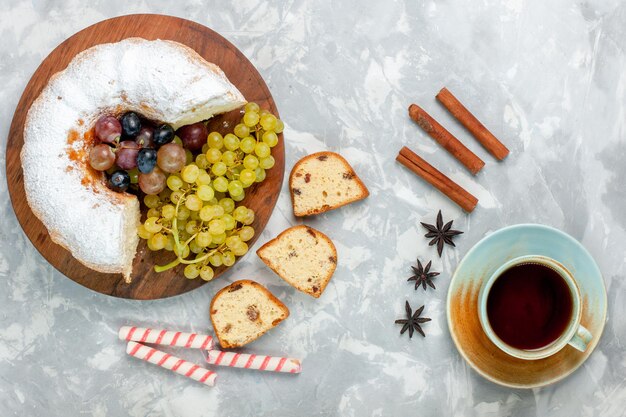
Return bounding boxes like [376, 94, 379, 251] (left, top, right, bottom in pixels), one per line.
[289, 152, 369, 217]
[256, 225, 337, 298]
[210, 280, 289, 348]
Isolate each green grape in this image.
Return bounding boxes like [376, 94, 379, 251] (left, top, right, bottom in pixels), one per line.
[208, 219, 226, 235]
[174, 244, 190, 258]
[185, 194, 203, 211]
[190, 210, 200, 221]
[167, 175, 183, 191]
[234, 123, 250, 138]
[185, 220, 198, 234]
[207, 132, 223, 149]
[196, 171, 212, 186]
[244, 102, 260, 113]
[209, 253, 223, 267]
[128, 168, 139, 184]
[233, 206, 248, 222]
[239, 226, 255, 241]
[161, 204, 176, 220]
[254, 167, 266, 183]
[199, 265, 214, 281]
[254, 142, 271, 158]
[259, 109, 270, 116]
[182, 165, 200, 183]
[262, 131, 278, 147]
[201, 143, 209, 154]
[259, 155, 275, 169]
[137, 224, 153, 240]
[212, 205, 225, 217]
[146, 238, 158, 251]
[243, 154, 259, 170]
[260, 114, 277, 131]
[177, 219, 187, 232]
[228, 180, 244, 197]
[275, 118, 284, 133]
[170, 190, 184, 204]
[185, 149, 193, 164]
[144, 194, 160, 209]
[211, 161, 227, 176]
[197, 184, 215, 201]
[240, 136, 256, 154]
[184, 264, 200, 279]
[213, 176, 229, 192]
[206, 148, 222, 164]
[226, 235, 242, 249]
[144, 217, 161, 233]
[212, 232, 226, 245]
[222, 251, 236, 266]
[219, 198, 235, 213]
[221, 150, 237, 166]
[189, 240, 203, 254]
[147, 208, 161, 219]
[232, 191, 245, 202]
[239, 169, 256, 186]
[199, 205, 215, 222]
[243, 111, 260, 127]
[173, 136, 183, 146]
[242, 208, 255, 225]
[165, 234, 175, 251]
[223, 133, 240, 151]
[221, 214, 236, 230]
[177, 206, 191, 221]
[196, 154, 210, 169]
[196, 231, 211, 248]
[232, 242, 248, 256]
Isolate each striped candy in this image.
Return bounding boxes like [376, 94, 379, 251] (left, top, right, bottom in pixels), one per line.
[119, 326, 214, 350]
[207, 350, 302, 374]
[126, 341, 217, 386]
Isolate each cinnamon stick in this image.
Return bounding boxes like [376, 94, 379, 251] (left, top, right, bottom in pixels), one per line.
[436, 87, 509, 160]
[396, 146, 478, 212]
[408, 104, 485, 175]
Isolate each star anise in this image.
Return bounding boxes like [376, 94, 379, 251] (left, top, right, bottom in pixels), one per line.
[395, 301, 431, 338]
[407, 259, 440, 291]
[420, 210, 463, 257]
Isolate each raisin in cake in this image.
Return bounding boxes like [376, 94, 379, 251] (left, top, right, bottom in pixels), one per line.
[257, 225, 337, 298]
[289, 152, 368, 217]
[210, 280, 289, 348]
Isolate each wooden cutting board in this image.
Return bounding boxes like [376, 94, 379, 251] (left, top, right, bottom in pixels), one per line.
[5, 14, 285, 300]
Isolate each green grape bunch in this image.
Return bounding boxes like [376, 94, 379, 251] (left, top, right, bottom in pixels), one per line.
[136, 102, 283, 280]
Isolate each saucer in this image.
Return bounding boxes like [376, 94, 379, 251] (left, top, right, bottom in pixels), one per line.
[446, 224, 607, 388]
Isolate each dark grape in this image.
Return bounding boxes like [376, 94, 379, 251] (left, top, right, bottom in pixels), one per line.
[153, 124, 175, 146]
[137, 148, 158, 173]
[95, 116, 121, 144]
[157, 143, 186, 173]
[116, 141, 141, 170]
[177, 122, 207, 151]
[138, 167, 166, 195]
[89, 144, 115, 171]
[121, 112, 141, 138]
[109, 170, 130, 192]
[135, 127, 154, 148]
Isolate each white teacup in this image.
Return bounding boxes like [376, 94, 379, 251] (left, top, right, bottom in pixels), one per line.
[478, 255, 592, 360]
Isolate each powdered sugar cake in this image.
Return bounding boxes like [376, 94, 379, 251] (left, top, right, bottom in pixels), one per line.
[21, 38, 246, 282]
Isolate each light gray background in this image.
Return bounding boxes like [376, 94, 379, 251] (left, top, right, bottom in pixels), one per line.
[1, 0, 625, 416]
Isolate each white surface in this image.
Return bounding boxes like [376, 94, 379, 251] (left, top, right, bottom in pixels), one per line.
[1, 0, 625, 416]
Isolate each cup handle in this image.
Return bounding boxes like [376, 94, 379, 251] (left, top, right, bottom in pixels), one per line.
[568, 324, 593, 352]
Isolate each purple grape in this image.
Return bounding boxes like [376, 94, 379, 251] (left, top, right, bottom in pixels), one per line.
[116, 141, 141, 170]
[137, 148, 157, 173]
[138, 167, 166, 195]
[89, 144, 115, 171]
[135, 127, 154, 148]
[95, 116, 122, 144]
[154, 124, 175, 146]
[121, 112, 141, 138]
[157, 143, 186, 173]
[177, 122, 207, 151]
[109, 170, 130, 192]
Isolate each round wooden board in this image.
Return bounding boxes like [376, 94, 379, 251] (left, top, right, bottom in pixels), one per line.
[6, 14, 285, 300]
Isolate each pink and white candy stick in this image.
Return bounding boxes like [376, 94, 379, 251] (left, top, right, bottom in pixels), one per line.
[126, 341, 217, 386]
[207, 350, 302, 374]
[119, 326, 214, 350]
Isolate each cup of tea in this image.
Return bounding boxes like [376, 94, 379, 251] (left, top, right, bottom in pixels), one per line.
[478, 255, 592, 360]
